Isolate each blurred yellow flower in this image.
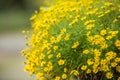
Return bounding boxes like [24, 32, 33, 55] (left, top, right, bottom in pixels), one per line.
[58, 60, 65, 65]
[116, 66, 120, 72]
[86, 69, 91, 74]
[106, 72, 113, 79]
[81, 65, 87, 70]
[83, 49, 89, 54]
[62, 74, 67, 79]
[70, 70, 79, 76]
[71, 41, 80, 48]
[55, 76, 60, 80]
[100, 29, 107, 36]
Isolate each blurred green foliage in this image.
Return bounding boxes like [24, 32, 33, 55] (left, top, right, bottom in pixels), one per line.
[0, 0, 48, 33]
[0, 0, 45, 11]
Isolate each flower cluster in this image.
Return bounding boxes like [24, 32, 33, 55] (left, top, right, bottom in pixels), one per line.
[22, 0, 120, 80]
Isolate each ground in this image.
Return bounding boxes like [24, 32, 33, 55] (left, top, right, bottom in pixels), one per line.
[0, 33, 34, 80]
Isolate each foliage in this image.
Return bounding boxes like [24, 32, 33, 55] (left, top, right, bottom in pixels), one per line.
[22, 0, 120, 80]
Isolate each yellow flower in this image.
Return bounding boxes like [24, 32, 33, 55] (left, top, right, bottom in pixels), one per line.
[116, 66, 120, 72]
[115, 57, 120, 62]
[44, 67, 48, 72]
[101, 6, 106, 9]
[84, 19, 95, 25]
[47, 61, 52, 66]
[94, 49, 101, 57]
[69, 18, 78, 26]
[100, 43, 108, 49]
[83, 49, 89, 54]
[56, 35, 62, 43]
[48, 54, 53, 59]
[40, 54, 45, 60]
[115, 40, 120, 46]
[64, 68, 67, 73]
[93, 68, 98, 74]
[61, 28, 66, 34]
[71, 41, 80, 48]
[53, 46, 58, 51]
[40, 77, 45, 80]
[106, 72, 113, 79]
[58, 60, 65, 65]
[118, 15, 120, 18]
[24, 65, 30, 72]
[62, 74, 67, 79]
[106, 36, 113, 40]
[100, 29, 107, 36]
[30, 14, 37, 20]
[48, 65, 53, 71]
[109, 31, 119, 36]
[22, 30, 26, 34]
[50, 36, 55, 43]
[87, 59, 94, 65]
[81, 16, 86, 21]
[100, 59, 108, 65]
[86, 31, 91, 36]
[105, 2, 113, 6]
[56, 53, 61, 58]
[36, 72, 43, 77]
[118, 77, 120, 80]
[86, 24, 95, 30]
[101, 65, 109, 72]
[64, 33, 70, 40]
[115, 40, 120, 49]
[98, 13, 104, 18]
[86, 69, 91, 74]
[40, 61, 46, 67]
[70, 70, 79, 76]
[113, 18, 118, 23]
[105, 10, 110, 14]
[111, 62, 117, 67]
[55, 76, 60, 80]
[81, 65, 87, 70]
[105, 51, 116, 60]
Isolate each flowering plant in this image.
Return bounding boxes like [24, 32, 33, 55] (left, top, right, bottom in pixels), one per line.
[22, 0, 120, 80]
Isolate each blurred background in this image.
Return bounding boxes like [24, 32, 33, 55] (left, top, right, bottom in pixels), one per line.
[0, 0, 51, 80]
